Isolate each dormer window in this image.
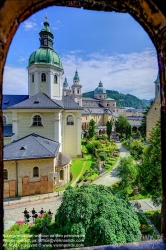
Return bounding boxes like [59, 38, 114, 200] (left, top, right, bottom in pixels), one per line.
[41, 73, 46, 82]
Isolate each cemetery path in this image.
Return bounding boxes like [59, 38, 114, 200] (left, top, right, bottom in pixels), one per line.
[92, 142, 129, 186]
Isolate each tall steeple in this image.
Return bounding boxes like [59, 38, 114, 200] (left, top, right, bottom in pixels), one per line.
[71, 69, 82, 106]
[28, 16, 64, 99]
[39, 15, 54, 49]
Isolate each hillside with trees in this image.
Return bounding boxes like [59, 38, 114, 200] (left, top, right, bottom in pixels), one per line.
[82, 90, 150, 109]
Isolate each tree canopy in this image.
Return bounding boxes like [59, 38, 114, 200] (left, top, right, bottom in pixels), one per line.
[138, 119, 161, 205]
[106, 120, 113, 138]
[88, 119, 96, 139]
[115, 115, 130, 138]
[55, 184, 141, 246]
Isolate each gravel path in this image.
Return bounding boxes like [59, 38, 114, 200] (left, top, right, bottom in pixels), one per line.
[92, 142, 129, 186]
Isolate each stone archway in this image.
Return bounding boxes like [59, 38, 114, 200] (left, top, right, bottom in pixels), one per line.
[0, 0, 166, 247]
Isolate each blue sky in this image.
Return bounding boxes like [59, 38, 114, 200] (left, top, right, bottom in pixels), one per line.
[3, 6, 158, 99]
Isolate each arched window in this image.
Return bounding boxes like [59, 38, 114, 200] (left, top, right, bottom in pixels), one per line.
[3, 116, 6, 125]
[54, 75, 57, 83]
[41, 73, 46, 82]
[32, 74, 34, 83]
[4, 169, 8, 180]
[60, 169, 64, 180]
[66, 115, 74, 125]
[32, 115, 42, 126]
[77, 89, 79, 94]
[33, 166, 39, 177]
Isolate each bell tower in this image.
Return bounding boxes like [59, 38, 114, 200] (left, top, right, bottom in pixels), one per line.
[71, 69, 82, 106]
[27, 16, 64, 100]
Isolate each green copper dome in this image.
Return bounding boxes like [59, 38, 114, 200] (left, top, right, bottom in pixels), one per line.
[28, 48, 63, 68]
[28, 18, 63, 69]
[63, 77, 68, 87]
[94, 80, 106, 94]
[73, 69, 80, 81]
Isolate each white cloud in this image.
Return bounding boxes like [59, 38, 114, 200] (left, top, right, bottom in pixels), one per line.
[23, 21, 37, 31]
[62, 48, 158, 99]
[3, 49, 158, 100]
[3, 66, 28, 95]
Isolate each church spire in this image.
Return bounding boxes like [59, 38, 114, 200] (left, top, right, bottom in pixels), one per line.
[39, 15, 54, 49]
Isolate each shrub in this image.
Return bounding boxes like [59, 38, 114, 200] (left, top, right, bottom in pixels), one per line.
[31, 212, 52, 232]
[99, 151, 107, 161]
[86, 143, 95, 154]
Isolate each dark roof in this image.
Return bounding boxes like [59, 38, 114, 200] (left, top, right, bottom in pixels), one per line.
[8, 92, 62, 109]
[55, 152, 71, 166]
[62, 95, 83, 110]
[126, 108, 144, 112]
[3, 125, 14, 137]
[3, 133, 60, 160]
[2, 95, 29, 109]
[126, 116, 144, 120]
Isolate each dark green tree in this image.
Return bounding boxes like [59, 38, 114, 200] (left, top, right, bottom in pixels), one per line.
[138, 119, 161, 205]
[55, 185, 141, 246]
[115, 115, 129, 138]
[88, 119, 96, 139]
[106, 120, 113, 138]
[125, 123, 131, 139]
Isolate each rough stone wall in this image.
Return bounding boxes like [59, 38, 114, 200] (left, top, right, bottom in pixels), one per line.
[146, 100, 160, 140]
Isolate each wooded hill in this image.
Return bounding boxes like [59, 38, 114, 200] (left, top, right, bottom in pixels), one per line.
[82, 90, 150, 109]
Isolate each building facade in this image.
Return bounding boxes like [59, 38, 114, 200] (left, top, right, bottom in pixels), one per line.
[3, 18, 82, 197]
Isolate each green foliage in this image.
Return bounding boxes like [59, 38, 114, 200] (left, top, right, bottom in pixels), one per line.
[99, 151, 107, 161]
[55, 185, 141, 246]
[138, 120, 161, 205]
[115, 115, 130, 138]
[125, 123, 131, 139]
[88, 119, 96, 139]
[130, 140, 145, 160]
[117, 156, 138, 194]
[136, 213, 155, 236]
[31, 212, 52, 232]
[106, 120, 113, 138]
[145, 210, 161, 234]
[4, 222, 31, 249]
[82, 90, 147, 109]
[86, 143, 95, 154]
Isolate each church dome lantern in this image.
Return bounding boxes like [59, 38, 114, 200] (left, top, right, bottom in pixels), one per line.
[28, 16, 63, 69]
[94, 80, 107, 94]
